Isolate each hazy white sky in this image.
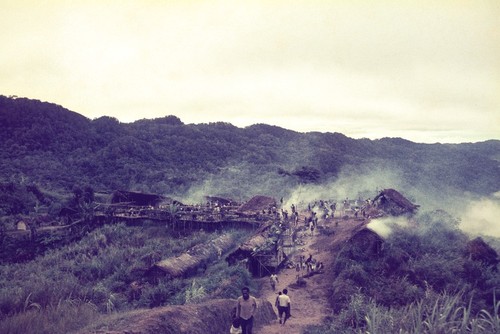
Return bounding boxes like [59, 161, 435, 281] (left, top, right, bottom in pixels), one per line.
[1, 1, 499, 143]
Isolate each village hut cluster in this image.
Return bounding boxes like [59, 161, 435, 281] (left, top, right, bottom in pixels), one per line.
[7, 187, 425, 292]
[136, 188, 422, 284]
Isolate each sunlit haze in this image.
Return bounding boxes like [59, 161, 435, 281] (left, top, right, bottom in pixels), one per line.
[1, 1, 499, 144]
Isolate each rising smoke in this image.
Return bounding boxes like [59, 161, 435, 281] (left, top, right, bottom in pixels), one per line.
[178, 162, 290, 204]
[458, 191, 500, 238]
[367, 216, 411, 239]
[179, 160, 500, 240]
[284, 163, 407, 209]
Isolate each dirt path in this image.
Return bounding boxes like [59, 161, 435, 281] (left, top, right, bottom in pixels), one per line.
[254, 216, 369, 334]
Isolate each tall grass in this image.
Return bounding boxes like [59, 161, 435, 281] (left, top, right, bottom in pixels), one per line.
[0, 299, 99, 334]
[363, 292, 500, 334]
[304, 291, 500, 334]
[0, 223, 249, 333]
[305, 210, 500, 334]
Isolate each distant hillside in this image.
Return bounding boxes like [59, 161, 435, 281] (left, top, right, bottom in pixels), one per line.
[1, 95, 499, 202]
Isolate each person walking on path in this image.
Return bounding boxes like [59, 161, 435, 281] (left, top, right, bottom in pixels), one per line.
[270, 273, 279, 291]
[277, 288, 291, 325]
[236, 286, 257, 334]
[275, 290, 282, 315]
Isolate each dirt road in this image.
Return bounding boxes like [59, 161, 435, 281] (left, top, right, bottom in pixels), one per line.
[255, 217, 369, 334]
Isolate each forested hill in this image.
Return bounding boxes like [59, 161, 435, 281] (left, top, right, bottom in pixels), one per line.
[1, 95, 499, 200]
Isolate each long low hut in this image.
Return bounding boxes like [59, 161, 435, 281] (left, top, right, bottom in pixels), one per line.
[226, 223, 286, 277]
[145, 233, 235, 282]
[238, 195, 277, 214]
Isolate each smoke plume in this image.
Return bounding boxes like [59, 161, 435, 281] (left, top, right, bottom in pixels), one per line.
[458, 191, 500, 238]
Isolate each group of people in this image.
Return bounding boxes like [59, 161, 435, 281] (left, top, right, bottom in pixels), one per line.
[230, 285, 292, 334]
[269, 273, 292, 325]
[295, 254, 324, 280]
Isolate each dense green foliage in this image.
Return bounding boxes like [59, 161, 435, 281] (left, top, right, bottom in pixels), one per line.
[1, 95, 499, 200]
[0, 224, 252, 333]
[305, 211, 500, 333]
[304, 292, 500, 334]
[1, 96, 499, 333]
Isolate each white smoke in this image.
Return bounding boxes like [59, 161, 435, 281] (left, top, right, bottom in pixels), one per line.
[283, 164, 406, 209]
[458, 191, 500, 238]
[179, 162, 290, 204]
[367, 216, 411, 238]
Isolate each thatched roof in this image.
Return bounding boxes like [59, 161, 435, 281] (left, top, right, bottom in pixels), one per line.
[238, 222, 274, 253]
[149, 234, 235, 278]
[373, 189, 419, 212]
[349, 228, 384, 256]
[226, 223, 274, 263]
[240, 234, 268, 253]
[466, 237, 499, 268]
[238, 195, 276, 213]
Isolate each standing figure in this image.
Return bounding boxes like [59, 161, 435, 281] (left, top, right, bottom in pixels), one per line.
[275, 291, 282, 308]
[277, 288, 291, 325]
[236, 287, 257, 334]
[270, 273, 279, 291]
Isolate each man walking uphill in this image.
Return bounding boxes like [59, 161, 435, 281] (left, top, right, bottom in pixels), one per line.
[277, 288, 291, 325]
[236, 286, 257, 334]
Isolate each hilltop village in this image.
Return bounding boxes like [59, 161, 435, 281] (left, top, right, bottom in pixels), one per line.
[5, 188, 419, 279]
[3, 186, 500, 334]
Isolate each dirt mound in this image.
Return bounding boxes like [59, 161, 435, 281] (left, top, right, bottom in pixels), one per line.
[77, 298, 276, 334]
[238, 195, 277, 213]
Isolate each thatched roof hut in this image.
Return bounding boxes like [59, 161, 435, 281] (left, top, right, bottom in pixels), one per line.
[238, 195, 277, 213]
[228, 223, 272, 257]
[226, 223, 285, 277]
[349, 228, 385, 257]
[466, 237, 499, 269]
[145, 234, 235, 281]
[373, 188, 419, 216]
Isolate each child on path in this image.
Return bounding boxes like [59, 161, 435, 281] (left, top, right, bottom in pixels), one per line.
[270, 273, 279, 291]
[230, 318, 242, 334]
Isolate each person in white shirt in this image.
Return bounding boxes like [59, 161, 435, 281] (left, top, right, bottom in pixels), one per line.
[277, 288, 291, 325]
[270, 273, 279, 291]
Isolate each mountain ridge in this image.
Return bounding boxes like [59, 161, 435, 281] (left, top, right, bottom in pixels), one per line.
[1, 95, 499, 200]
